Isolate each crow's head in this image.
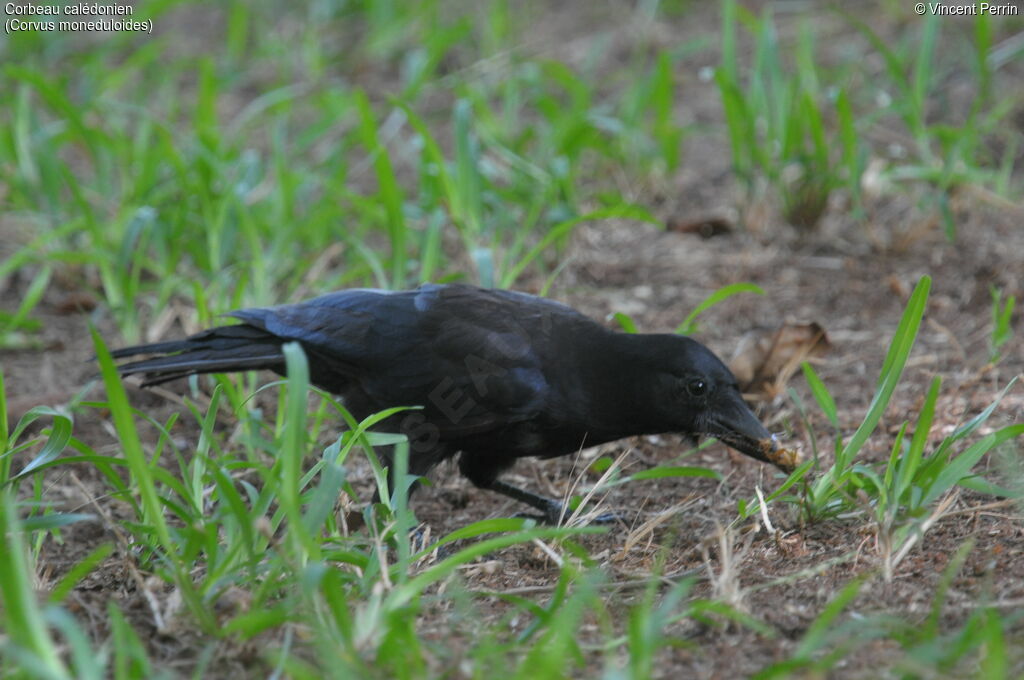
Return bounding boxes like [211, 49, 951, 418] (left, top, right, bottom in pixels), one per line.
[646, 335, 794, 471]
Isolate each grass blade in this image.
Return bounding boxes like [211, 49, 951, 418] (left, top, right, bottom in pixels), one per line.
[675, 283, 764, 335]
[839, 276, 930, 464]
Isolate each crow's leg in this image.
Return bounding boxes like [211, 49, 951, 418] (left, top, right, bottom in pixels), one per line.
[486, 479, 626, 525]
[460, 453, 615, 525]
[458, 453, 626, 525]
[486, 479, 567, 525]
[457, 451, 561, 522]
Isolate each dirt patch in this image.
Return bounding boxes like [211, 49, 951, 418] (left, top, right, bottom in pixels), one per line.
[3, 2, 1023, 677]
[7, 192, 1022, 676]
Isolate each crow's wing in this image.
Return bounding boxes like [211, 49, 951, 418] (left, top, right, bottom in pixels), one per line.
[231, 284, 579, 437]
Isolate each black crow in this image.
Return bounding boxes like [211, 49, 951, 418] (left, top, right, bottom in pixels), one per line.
[112, 284, 792, 523]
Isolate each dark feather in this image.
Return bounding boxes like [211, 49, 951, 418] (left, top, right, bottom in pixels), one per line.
[112, 283, 781, 522]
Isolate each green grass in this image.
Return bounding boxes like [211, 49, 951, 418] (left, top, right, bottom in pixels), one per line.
[989, 286, 1017, 363]
[1, 1, 1022, 677]
[716, 0, 1020, 236]
[717, 0, 861, 230]
[2, 1, 668, 343]
[754, 540, 1023, 678]
[761, 277, 1023, 579]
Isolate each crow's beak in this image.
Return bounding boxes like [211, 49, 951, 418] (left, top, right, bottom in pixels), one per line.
[707, 392, 796, 472]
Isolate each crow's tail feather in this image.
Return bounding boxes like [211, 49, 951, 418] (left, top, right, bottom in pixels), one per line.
[113, 324, 286, 387]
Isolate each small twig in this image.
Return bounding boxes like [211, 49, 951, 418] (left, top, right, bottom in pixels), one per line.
[468, 566, 707, 597]
[755, 486, 775, 535]
[565, 447, 630, 527]
[936, 498, 1021, 518]
[69, 472, 167, 632]
[531, 538, 564, 568]
[745, 550, 861, 593]
[891, 491, 960, 571]
[617, 494, 699, 558]
[702, 522, 756, 614]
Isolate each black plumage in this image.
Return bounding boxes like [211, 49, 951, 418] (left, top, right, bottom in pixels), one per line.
[113, 283, 783, 522]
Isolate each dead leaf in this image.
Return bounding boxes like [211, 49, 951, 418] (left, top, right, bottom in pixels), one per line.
[55, 292, 98, 315]
[665, 216, 733, 239]
[729, 322, 831, 399]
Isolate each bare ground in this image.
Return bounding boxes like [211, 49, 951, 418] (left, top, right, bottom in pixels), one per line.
[2, 2, 1023, 677]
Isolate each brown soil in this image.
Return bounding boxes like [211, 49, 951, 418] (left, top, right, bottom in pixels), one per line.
[2, 3, 1023, 678]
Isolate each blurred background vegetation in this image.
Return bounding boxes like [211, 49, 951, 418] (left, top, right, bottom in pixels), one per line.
[1, 1, 1022, 677]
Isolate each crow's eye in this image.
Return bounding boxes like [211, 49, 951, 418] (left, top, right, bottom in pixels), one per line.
[686, 379, 707, 397]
